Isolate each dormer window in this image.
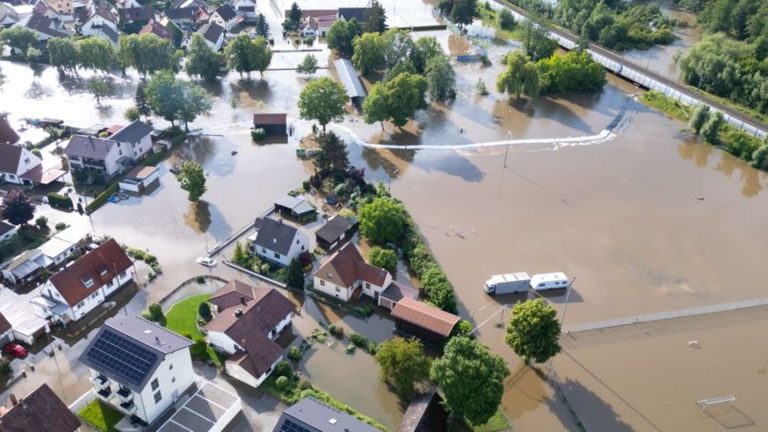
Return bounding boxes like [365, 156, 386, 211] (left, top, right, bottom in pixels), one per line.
[98, 267, 108, 276]
[82, 278, 94, 288]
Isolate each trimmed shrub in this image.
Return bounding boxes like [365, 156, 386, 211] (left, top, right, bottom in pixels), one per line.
[274, 360, 294, 378]
[287, 346, 303, 361]
[275, 376, 289, 390]
[47, 192, 73, 210]
[55, 222, 67, 231]
[251, 128, 267, 141]
[349, 333, 368, 348]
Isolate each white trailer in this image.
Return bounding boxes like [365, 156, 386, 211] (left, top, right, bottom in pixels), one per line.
[530, 272, 570, 291]
[484, 272, 531, 295]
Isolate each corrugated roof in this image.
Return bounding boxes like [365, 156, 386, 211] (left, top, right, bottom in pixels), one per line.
[334, 59, 365, 99]
[391, 298, 460, 337]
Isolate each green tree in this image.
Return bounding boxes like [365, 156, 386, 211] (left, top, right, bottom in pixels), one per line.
[124, 106, 140, 121]
[78, 37, 116, 73]
[232, 241, 249, 267]
[365, 0, 387, 33]
[368, 247, 397, 274]
[296, 54, 318, 75]
[498, 8, 515, 30]
[359, 197, 408, 245]
[176, 160, 207, 202]
[47, 38, 79, 74]
[430, 337, 510, 426]
[146, 303, 165, 324]
[505, 299, 561, 364]
[1, 190, 34, 226]
[537, 51, 605, 94]
[315, 131, 349, 174]
[689, 103, 709, 134]
[284, 2, 302, 31]
[450, 0, 478, 28]
[224, 34, 258, 78]
[522, 21, 557, 61]
[352, 32, 386, 76]
[135, 79, 152, 119]
[701, 111, 724, 144]
[497, 51, 540, 99]
[375, 338, 431, 398]
[384, 72, 427, 128]
[26, 47, 42, 64]
[198, 301, 212, 322]
[382, 29, 415, 71]
[286, 258, 305, 290]
[298, 77, 348, 130]
[362, 83, 389, 130]
[752, 142, 768, 170]
[411, 36, 443, 74]
[426, 54, 456, 102]
[252, 36, 273, 78]
[87, 76, 113, 105]
[0, 27, 37, 58]
[176, 81, 212, 132]
[254, 13, 270, 38]
[145, 71, 182, 125]
[327, 19, 359, 57]
[421, 266, 457, 313]
[185, 33, 222, 82]
[117, 34, 180, 75]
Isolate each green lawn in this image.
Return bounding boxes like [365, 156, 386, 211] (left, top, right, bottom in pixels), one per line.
[475, 410, 512, 432]
[164, 294, 222, 366]
[78, 399, 123, 432]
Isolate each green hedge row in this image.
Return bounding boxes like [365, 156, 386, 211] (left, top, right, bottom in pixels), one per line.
[47, 192, 72, 210]
[86, 182, 119, 214]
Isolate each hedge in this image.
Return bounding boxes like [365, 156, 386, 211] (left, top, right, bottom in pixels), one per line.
[47, 192, 73, 210]
[86, 182, 119, 213]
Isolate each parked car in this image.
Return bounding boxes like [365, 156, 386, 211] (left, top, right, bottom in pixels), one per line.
[3, 343, 28, 359]
[195, 257, 217, 267]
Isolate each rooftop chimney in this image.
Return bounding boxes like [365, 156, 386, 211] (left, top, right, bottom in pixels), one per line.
[9, 394, 17, 406]
[155, 336, 161, 344]
[234, 308, 243, 318]
[240, 295, 246, 305]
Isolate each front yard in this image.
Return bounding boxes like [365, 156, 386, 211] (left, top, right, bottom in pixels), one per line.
[78, 399, 123, 432]
[164, 294, 222, 367]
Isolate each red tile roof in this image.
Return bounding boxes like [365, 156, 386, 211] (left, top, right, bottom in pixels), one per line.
[314, 243, 389, 288]
[0, 114, 19, 145]
[48, 239, 133, 307]
[391, 298, 460, 337]
[253, 113, 287, 126]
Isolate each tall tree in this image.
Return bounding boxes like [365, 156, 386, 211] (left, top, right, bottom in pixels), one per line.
[47, 38, 79, 74]
[177, 160, 207, 202]
[382, 29, 415, 71]
[327, 19, 358, 57]
[185, 33, 222, 82]
[426, 54, 456, 102]
[368, 246, 397, 274]
[0, 27, 37, 58]
[375, 338, 431, 398]
[286, 258, 305, 290]
[430, 337, 510, 426]
[365, 0, 387, 33]
[296, 54, 318, 76]
[362, 83, 389, 130]
[450, 0, 478, 28]
[135, 79, 152, 119]
[284, 2, 302, 31]
[689, 103, 709, 134]
[87, 76, 113, 105]
[701, 111, 724, 144]
[1, 190, 35, 226]
[522, 21, 557, 61]
[505, 299, 561, 364]
[298, 77, 348, 130]
[352, 32, 386, 76]
[145, 71, 182, 125]
[252, 36, 273, 78]
[224, 33, 258, 78]
[383, 72, 427, 128]
[254, 13, 270, 38]
[77, 37, 116, 73]
[411, 36, 443, 74]
[358, 197, 408, 245]
[315, 131, 349, 175]
[117, 33, 181, 75]
[177, 81, 212, 132]
[497, 51, 540, 99]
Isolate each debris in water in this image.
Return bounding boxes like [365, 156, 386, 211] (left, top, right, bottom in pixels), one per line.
[231, 150, 238, 155]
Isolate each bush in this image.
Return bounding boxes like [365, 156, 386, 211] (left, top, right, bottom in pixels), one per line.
[198, 302, 212, 322]
[498, 8, 515, 30]
[274, 360, 294, 378]
[368, 247, 397, 275]
[35, 216, 48, 229]
[146, 303, 165, 324]
[328, 324, 344, 338]
[349, 333, 368, 348]
[287, 346, 303, 361]
[55, 222, 67, 231]
[251, 128, 267, 141]
[275, 376, 290, 390]
[47, 192, 73, 210]
[303, 36, 314, 46]
[302, 180, 311, 191]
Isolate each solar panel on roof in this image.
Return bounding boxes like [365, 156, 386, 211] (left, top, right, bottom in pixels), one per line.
[278, 419, 313, 432]
[85, 329, 159, 388]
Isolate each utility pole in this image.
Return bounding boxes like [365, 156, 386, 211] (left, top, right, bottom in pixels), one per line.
[560, 277, 576, 328]
[504, 130, 512, 168]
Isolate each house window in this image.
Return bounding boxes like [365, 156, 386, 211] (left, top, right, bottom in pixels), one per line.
[301, 245, 305, 251]
[262, 248, 267, 253]
[296, 239, 299, 244]
[83, 278, 94, 288]
[274, 252, 280, 259]
[120, 271, 127, 278]
[320, 280, 325, 286]
[172, 377, 175, 383]
[169, 364, 173, 370]
[151, 379, 159, 391]
[335, 287, 340, 293]
[154, 391, 162, 403]
[365, 283, 370, 289]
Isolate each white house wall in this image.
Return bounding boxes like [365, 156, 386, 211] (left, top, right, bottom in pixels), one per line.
[225, 355, 282, 389]
[313, 276, 352, 301]
[136, 349, 195, 424]
[206, 331, 240, 355]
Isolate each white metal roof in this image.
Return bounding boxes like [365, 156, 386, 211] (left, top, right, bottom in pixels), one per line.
[531, 272, 568, 283]
[488, 272, 530, 284]
[334, 59, 366, 99]
[0, 289, 49, 337]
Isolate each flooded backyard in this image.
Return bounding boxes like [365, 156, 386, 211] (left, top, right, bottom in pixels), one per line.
[2, 2, 767, 430]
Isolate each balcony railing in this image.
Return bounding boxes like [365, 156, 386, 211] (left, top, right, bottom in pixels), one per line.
[119, 400, 137, 415]
[91, 374, 110, 390]
[116, 387, 133, 403]
[97, 387, 112, 399]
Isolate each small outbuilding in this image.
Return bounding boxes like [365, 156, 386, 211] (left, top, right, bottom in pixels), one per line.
[391, 297, 461, 346]
[274, 194, 317, 222]
[379, 281, 418, 311]
[397, 392, 450, 432]
[315, 214, 357, 251]
[253, 113, 287, 136]
[119, 165, 159, 193]
[334, 59, 366, 104]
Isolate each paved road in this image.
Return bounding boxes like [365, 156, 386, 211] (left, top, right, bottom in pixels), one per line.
[491, 0, 768, 137]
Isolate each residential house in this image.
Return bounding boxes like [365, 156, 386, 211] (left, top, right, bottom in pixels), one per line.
[163, 6, 196, 29]
[139, 19, 171, 40]
[0, 221, 18, 242]
[314, 214, 357, 251]
[40, 0, 74, 15]
[0, 288, 51, 345]
[397, 392, 450, 432]
[156, 382, 243, 432]
[79, 316, 195, 426]
[337, 7, 370, 23]
[79, 1, 119, 45]
[312, 243, 392, 302]
[197, 22, 224, 51]
[159, 16, 186, 47]
[334, 58, 366, 104]
[233, 0, 255, 23]
[115, 0, 141, 9]
[32, 0, 63, 21]
[20, 12, 70, 41]
[0, 250, 46, 285]
[0, 143, 42, 185]
[32, 238, 133, 323]
[0, 384, 82, 432]
[118, 6, 152, 27]
[273, 397, 380, 432]
[299, 14, 334, 38]
[273, 194, 316, 222]
[172, 0, 207, 9]
[209, 4, 237, 31]
[63, 135, 132, 177]
[379, 281, 418, 311]
[109, 120, 153, 160]
[391, 297, 460, 346]
[253, 113, 287, 136]
[204, 280, 295, 388]
[0, 226, 87, 285]
[0, 3, 20, 27]
[247, 217, 309, 267]
[0, 113, 19, 144]
[0, 312, 12, 345]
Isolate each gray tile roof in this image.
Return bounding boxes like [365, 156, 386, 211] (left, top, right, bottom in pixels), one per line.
[110, 120, 152, 143]
[200, 22, 223, 45]
[337, 7, 369, 22]
[214, 4, 236, 21]
[253, 217, 298, 255]
[25, 13, 68, 38]
[0, 220, 16, 237]
[64, 135, 118, 160]
[274, 397, 380, 432]
[165, 6, 196, 21]
[315, 215, 352, 245]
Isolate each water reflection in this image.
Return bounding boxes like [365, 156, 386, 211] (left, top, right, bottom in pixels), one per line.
[184, 200, 212, 233]
[551, 378, 634, 432]
[678, 140, 768, 197]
